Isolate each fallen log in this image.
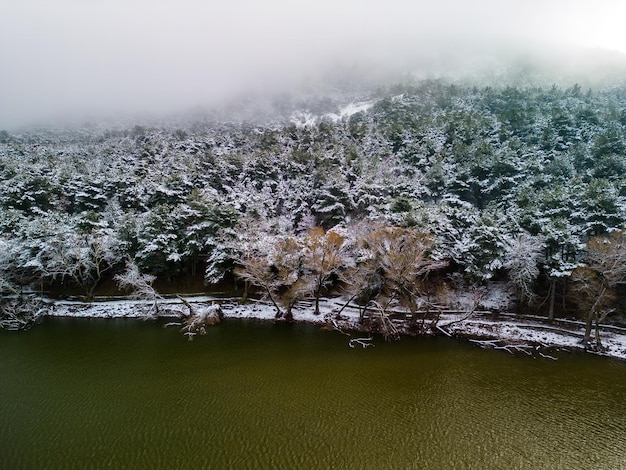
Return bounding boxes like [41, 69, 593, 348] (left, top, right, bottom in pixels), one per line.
[349, 337, 374, 348]
[177, 296, 223, 340]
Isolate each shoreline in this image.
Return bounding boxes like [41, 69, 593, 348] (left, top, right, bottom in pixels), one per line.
[42, 296, 626, 361]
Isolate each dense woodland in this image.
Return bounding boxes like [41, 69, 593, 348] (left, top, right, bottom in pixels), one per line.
[2, 79, 626, 345]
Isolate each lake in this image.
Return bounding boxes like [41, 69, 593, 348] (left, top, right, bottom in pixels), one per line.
[1, 317, 625, 469]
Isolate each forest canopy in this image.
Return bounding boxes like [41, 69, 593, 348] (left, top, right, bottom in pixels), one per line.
[1, 79, 626, 331]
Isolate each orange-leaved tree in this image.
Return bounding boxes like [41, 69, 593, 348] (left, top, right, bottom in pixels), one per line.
[301, 227, 351, 315]
[570, 230, 626, 349]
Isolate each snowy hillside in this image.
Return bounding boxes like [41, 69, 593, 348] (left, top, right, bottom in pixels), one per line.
[2, 78, 626, 348]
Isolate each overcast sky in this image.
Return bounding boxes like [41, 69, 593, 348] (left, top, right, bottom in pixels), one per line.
[1, 0, 626, 129]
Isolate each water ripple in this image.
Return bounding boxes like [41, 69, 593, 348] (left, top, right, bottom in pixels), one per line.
[1, 320, 625, 469]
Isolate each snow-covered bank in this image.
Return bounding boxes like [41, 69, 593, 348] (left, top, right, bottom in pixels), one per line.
[444, 315, 626, 361]
[43, 296, 626, 361]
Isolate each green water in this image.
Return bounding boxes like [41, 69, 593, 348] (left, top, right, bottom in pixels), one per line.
[1, 318, 625, 470]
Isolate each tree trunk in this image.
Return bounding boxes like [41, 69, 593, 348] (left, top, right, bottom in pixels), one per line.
[335, 294, 356, 318]
[594, 313, 603, 349]
[265, 288, 283, 318]
[177, 295, 198, 316]
[285, 304, 294, 322]
[86, 283, 97, 302]
[548, 278, 556, 321]
[583, 310, 594, 345]
[359, 305, 368, 324]
[584, 288, 606, 346]
[241, 281, 249, 303]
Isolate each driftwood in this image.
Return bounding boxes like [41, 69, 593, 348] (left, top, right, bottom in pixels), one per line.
[470, 339, 534, 355]
[321, 317, 376, 349]
[435, 324, 453, 337]
[469, 339, 558, 360]
[349, 337, 374, 348]
[177, 296, 223, 340]
[323, 318, 351, 336]
[539, 352, 558, 360]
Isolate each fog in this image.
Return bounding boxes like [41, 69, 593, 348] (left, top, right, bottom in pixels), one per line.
[1, 0, 626, 129]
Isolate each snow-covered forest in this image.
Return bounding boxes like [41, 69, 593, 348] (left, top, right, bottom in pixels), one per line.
[2, 79, 626, 338]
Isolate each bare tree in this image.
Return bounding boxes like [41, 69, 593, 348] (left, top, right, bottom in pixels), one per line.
[0, 298, 47, 330]
[570, 230, 626, 349]
[301, 227, 351, 315]
[234, 252, 284, 317]
[365, 226, 448, 320]
[233, 235, 304, 319]
[38, 229, 123, 300]
[336, 223, 447, 337]
[503, 232, 543, 311]
[114, 258, 161, 316]
[0, 238, 19, 296]
[334, 261, 379, 321]
[271, 237, 307, 321]
[0, 238, 47, 330]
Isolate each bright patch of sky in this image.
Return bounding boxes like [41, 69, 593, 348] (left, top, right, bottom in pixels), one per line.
[1, 0, 625, 128]
[554, 0, 626, 53]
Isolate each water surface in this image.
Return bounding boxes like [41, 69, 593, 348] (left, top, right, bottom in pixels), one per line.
[1, 318, 625, 469]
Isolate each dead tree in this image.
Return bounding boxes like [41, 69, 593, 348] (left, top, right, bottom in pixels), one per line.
[178, 296, 223, 340]
[114, 259, 161, 317]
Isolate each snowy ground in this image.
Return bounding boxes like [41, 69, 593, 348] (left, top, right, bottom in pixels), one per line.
[43, 296, 626, 361]
[290, 100, 375, 127]
[444, 314, 626, 361]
